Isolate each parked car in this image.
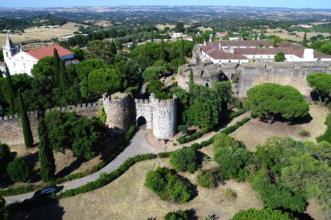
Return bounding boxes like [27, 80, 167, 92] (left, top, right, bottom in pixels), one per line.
[33, 185, 63, 199]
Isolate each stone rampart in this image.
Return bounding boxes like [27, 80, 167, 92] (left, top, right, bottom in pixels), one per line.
[0, 102, 99, 146]
[235, 62, 331, 97]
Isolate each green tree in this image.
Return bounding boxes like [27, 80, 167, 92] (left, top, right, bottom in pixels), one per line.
[164, 210, 189, 220]
[4, 66, 17, 114]
[303, 32, 308, 47]
[82, 67, 122, 98]
[0, 143, 11, 177]
[17, 90, 33, 148]
[38, 119, 55, 181]
[53, 48, 60, 83]
[174, 22, 185, 33]
[170, 147, 198, 173]
[246, 83, 309, 122]
[6, 157, 33, 182]
[275, 52, 286, 62]
[179, 38, 186, 65]
[160, 38, 166, 61]
[307, 72, 331, 104]
[231, 208, 296, 220]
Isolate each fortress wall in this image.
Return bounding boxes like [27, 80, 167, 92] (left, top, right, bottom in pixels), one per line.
[151, 95, 177, 140]
[103, 95, 135, 131]
[0, 103, 99, 146]
[135, 99, 153, 129]
[236, 62, 331, 97]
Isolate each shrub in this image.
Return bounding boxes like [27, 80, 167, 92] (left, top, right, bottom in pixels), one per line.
[223, 188, 237, 201]
[145, 167, 195, 203]
[0, 196, 7, 220]
[231, 208, 296, 220]
[0, 143, 11, 177]
[197, 169, 218, 188]
[170, 147, 198, 173]
[221, 118, 250, 135]
[164, 210, 189, 220]
[317, 112, 331, 144]
[299, 129, 311, 137]
[213, 134, 250, 180]
[6, 157, 33, 182]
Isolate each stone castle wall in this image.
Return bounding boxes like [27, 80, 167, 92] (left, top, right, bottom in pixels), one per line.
[103, 94, 135, 131]
[135, 94, 177, 140]
[235, 62, 331, 97]
[0, 103, 99, 146]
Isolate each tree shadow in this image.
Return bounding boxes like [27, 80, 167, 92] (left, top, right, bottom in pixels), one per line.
[279, 209, 314, 220]
[55, 158, 85, 179]
[8, 197, 65, 220]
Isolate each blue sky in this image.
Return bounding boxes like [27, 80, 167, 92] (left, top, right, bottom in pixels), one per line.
[0, 0, 330, 9]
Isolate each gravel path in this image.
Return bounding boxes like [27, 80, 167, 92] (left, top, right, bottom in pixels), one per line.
[4, 129, 159, 205]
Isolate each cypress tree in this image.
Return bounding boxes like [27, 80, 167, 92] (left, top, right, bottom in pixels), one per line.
[179, 38, 186, 65]
[59, 60, 67, 106]
[53, 48, 60, 84]
[4, 65, 17, 114]
[160, 38, 166, 61]
[303, 32, 308, 47]
[17, 90, 33, 148]
[38, 118, 55, 181]
[110, 40, 117, 55]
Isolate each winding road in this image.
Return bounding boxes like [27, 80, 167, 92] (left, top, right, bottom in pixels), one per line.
[4, 129, 160, 205]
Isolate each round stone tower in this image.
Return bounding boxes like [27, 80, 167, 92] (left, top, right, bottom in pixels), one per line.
[150, 94, 177, 140]
[102, 92, 135, 131]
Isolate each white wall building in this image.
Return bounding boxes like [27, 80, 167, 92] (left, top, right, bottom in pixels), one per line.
[200, 40, 331, 64]
[2, 34, 77, 76]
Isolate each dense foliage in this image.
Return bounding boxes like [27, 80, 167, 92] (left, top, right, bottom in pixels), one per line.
[231, 208, 296, 220]
[213, 134, 250, 180]
[196, 169, 219, 188]
[6, 157, 33, 182]
[44, 111, 106, 160]
[252, 137, 331, 216]
[274, 52, 286, 62]
[246, 83, 309, 122]
[17, 91, 34, 148]
[318, 112, 331, 143]
[164, 210, 189, 220]
[38, 119, 56, 181]
[0, 143, 11, 178]
[0, 196, 7, 220]
[145, 167, 195, 203]
[170, 147, 198, 173]
[173, 81, 232, 130]
[307, 72, 331, 104]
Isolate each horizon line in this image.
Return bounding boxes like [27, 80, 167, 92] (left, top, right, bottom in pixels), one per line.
[0, 5, 331, 10]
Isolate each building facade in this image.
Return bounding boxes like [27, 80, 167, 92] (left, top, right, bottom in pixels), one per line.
[2, 33, 77, 76]
[200, 40, 331, 64]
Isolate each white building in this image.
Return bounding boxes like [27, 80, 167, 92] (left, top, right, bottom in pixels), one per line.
[200, 40, 331, 64]
[2, 34, 77, 76]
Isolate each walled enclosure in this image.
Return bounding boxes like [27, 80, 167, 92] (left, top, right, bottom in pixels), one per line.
[178, 61, 331, 97]
[0, 103, 100, 146]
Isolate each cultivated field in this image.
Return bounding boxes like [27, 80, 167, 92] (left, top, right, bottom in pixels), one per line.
[263, 28, 331, 42]
[0, 22, 81, 46]
[231, 105, 329, 151]
[12, 154, 263, 220]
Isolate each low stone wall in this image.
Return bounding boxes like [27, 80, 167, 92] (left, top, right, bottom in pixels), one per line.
[0, 103, 99, 146]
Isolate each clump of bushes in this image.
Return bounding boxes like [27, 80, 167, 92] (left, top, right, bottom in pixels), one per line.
[145, 167, 195, 203]
[45, 111, 106, 160]
[231, 208, 296, 220]
[317, 112, 331, 144]
[6, 157, 33, 182]
[164, 210, 189, 220]
[213, 134, 251, 180]
[196, 169, 219, 189]
[0, 143, 11, 177]
[170, 147, 198, 173]
[299, 129, 310, 137]
[221, 118, 250, 135]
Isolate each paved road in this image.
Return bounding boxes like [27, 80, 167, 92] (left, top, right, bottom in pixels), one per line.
[4, 129, 159, 205]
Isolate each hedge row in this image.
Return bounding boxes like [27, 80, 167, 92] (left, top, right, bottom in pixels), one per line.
[221, 118, 251, 135]
[58, 154, 157, 198]
[0, 126, 138, 197]
[176, 109, 247, 144]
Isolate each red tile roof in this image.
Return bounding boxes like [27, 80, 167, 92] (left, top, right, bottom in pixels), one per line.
[27, 44, 73, 60]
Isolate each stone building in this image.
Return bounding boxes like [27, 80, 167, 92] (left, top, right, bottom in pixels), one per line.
[103, 93, 177, 140]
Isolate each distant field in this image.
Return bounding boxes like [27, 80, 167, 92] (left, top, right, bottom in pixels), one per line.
[0, 22, 80, 46]
[264, 28, 331, 42]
